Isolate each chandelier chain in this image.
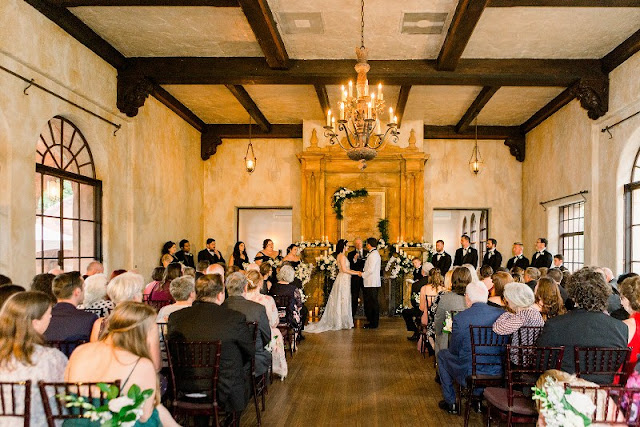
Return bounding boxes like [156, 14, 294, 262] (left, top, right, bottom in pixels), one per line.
[360, 0, 365, 48]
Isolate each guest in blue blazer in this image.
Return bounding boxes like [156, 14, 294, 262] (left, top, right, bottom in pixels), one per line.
[437, 281, 505, 414]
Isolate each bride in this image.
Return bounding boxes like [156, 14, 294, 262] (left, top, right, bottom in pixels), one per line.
[306, 239, 361, 333]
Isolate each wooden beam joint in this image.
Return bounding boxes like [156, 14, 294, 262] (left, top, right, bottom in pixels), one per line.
[571, 77, 609, 120]
[224, 84, 271, 133]
[116, 73, 154, 117]
[456, 86, 499, 133]
[504, 133, 526, 162]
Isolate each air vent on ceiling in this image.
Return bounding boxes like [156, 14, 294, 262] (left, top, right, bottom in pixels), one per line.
[278, 12, 324, 34]
[401, 12, 448, 35]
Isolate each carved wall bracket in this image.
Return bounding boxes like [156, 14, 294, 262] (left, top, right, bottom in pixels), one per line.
[116, 73, 153, 117]
[201, 127, 223, 160]
[504, 133, 526, 162]
[571, 77, 609, 120]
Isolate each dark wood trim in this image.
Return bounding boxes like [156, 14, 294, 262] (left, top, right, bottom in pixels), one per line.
[50, 0, 238, 5]
[602, 28, 640, 73]
[224, 84, 271, 132]
[201, 124, 302, 160]
[236, 0, 289, 69]
[455, 86, 499, 133]
[423, 125, 521, 139]
[395, 86, 411, 128]
[520, 86, 575, 133]
[151, 85, 205, 132]
[436, 0, 490, 71]
[23, 0, 126, 69]
[488, 0, 640, 6]
[314, 84, 330, 116]
[123, 57, 605, 87]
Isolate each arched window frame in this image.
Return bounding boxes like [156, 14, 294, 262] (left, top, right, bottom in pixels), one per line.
[470, 213, 477, 249]
[462, 216, 468, 237]
[479, 211, 488, 259]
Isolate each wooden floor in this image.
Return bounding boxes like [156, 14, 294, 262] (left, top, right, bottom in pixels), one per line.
[240, 317, 486, 426]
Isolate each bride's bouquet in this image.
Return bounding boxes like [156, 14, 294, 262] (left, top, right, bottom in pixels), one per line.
[315, 254, 338, 280]
[294, 262, 314, 287]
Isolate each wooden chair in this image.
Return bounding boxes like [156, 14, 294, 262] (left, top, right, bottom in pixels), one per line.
[46, 340, 87, 358]
[272, 295, 295, 357]
[418, 294, 437, 358]
[574, 346, 631, 385]
[563, 384, 640, 425]
[165, 340, 234, 427]
[514, 326, 544, 346]
[0, 381, 30, 427]
[246, 321, 268, 426]
[38, 380, 120, 427]
[458, 326, 511, 427]
[484, 345, 565, 427]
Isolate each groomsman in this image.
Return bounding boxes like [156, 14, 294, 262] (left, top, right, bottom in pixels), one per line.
[506, 242, 529, 270]
[553, 254, 568, 272]
[531, 238, 553, 269]
[175, 239, 196, 268]
[482, 238, 502, 272]
[198, 238, 225, 265]
[347, 239, 366, 319]
[411, 258, 423, 281]
[453, 235, 478, 268]
[432, 240, 452, 275]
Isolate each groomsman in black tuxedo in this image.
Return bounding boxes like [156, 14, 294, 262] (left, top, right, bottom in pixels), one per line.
[531, 238, 553, 269]
[453, 235, 478, 268]
[347, 238, 366, 319]
[432, 240, 452, 275]
[175, 239, 196, 268]
[482, 238, 502, 272]
[198, 238, 225, 265]
[506, 242, 530, 270]
[411, 257, 423, 281]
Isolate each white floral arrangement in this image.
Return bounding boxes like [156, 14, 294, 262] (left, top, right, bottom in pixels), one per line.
[331, 187, 368, 220]
[295, 240, 331, 250]
[267, 258, 282, 269]
[395, 304, 411, 314]
[294, 262, 314, 287]
[377, 239, 387, 250]
[299, 288, 308, 304]
[384, 249, 414, 279]
[412, 292, 420, 305]
[316, 254, 338, 280]
[395, 241, 433, 251]
[532, 376, 597, 427]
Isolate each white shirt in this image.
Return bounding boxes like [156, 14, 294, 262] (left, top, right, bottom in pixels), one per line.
[362, 249, 381, 288]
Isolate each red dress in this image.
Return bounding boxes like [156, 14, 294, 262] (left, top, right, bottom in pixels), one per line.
[622, 312, 640, 381]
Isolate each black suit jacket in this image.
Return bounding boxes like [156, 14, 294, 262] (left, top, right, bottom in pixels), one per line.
[453, 247, 479, 268]
[506, 255, 530, 270]
[175, 250, 195, 268]
[432, 252, 452, 275]
[410, 276, 428, 310]
[482, 250, 503, 272]
[43, 302, 97, 342]
[531, 250, 553, 269]
[167, 301, 254, 412]
[347, 249, 366, 286]
[197, 249, 225, 265]
[412, 267, 423, 282]
[536, 309, 628, 383]
[223, 296, 272, 377]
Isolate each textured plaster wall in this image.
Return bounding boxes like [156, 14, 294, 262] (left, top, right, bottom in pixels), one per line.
[0, 0, 203, 285]
[202, 138, 302, 259]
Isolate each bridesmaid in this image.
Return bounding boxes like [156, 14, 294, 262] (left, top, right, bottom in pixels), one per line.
[160, 241, 179, 266]
[255, 239, 282, 286]
[282, 244, 301, 269]
[229, 241, 249, 270]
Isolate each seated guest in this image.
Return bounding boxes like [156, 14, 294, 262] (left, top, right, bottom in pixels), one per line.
[537, 267, 628, 383]
[0, 291, 68, 427]
[619, 276, 640, 378]
[229, 241, 250, 271]
[488, 271, 512, 308]
[0, 284, 25, 308]
[546, 268, 569, 303]
[493, 282, 544, 363]
[84, 260, 104, 278]
[195, 260, 209, 280]
[510, 267, 525, 283]
[259, 263, 272, 294]
[149, 264, 181, 303]
[404, 262, 430, 341]
[269, 265, 304, 331]
[160, 254, 173, 269]
[534, 277, 566, 321]
[144, 267, 165, 298]
[175, 239, 195, 268]
[419, 269, 445, 355]
[437, 281, 504, 414]
[44, 272, 97, 343]
[434, 267, 470, 356]
[66, 302, 179, 426]
[78, 273, 114, 317]
[223, 272, 272, 377]
[110, 269, 127, 280]
[553, 254, 568, 271]
[245, 270, 288, 379]
[538, 267, 549, 277]
[30, 273, 55, 297]
[156, 276, 196, 323]
[183, 267, 196, 278]
[478, 265, 494, 293]
[411, 257, 423, 281]
[167, 274, 254, 414]
[524, 267, 541, 292]
[206, 263, 226, 281]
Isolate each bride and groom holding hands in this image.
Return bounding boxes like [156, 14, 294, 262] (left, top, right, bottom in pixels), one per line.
[306, 237, 381, 333]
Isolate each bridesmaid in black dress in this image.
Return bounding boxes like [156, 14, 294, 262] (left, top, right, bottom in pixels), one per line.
[229, 241, 249, 270]
[282, 244, 302, 288]
[255, 239, 282, 285]
[160, 241, 180, 266]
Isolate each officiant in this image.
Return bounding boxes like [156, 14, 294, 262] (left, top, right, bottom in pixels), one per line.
[347, 238, 366, 319]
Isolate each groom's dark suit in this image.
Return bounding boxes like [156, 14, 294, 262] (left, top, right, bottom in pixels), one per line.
[347, 248, 366, 317]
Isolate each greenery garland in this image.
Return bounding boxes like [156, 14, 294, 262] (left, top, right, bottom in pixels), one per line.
[377, 218, 389, 243]
[331, 187, 368, 220]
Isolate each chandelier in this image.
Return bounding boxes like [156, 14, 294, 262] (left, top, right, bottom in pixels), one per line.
[323, 0, 399, 169]
[244, 115, 256, 173]
[469, 117, 483, 175]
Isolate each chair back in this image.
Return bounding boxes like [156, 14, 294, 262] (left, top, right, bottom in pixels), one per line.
[563, 385, 640, 425]
[84, 307, 104, 317]
[574, 346, 631, 385]
[469, 326, 511, 376]
[165, 340, 222, 401]
[38, 380, 120, 427]
[507, 345, 565, 405]
[0, 381, 31, 427]
[272, 295, 291, 325]
[47, 340, 87, 358]
[514, 326, 544, 346]
[247, 322, 258, 375]
[146, 299, 172, 312]
[157, 322, 169, 366]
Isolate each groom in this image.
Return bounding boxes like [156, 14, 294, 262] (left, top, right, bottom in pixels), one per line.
[362, 237, 381, 329]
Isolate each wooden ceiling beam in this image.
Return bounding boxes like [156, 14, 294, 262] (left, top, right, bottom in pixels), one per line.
[436, 0, 490, 71]
[124, 57, 604, 87]
[201, 124, 302, 160]
[314, 85, 330, 117]
[424, 125, 521, 140]
[455, 86, 499, 133]
[520, 86, 575, 134]
[488, 0, 640, 6]
[48, 0, 238, 6]
[395, 86, 411, 128]
[151, 85, 205, 132]
[602, 28, 640, 73]
[224, 84, 271, 133]
[236, 0, 289, 69]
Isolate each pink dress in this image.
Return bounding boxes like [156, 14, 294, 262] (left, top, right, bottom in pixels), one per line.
[245, 291, 288, 378]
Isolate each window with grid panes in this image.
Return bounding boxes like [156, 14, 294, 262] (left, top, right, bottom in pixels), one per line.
[470, 214, 477, 249]
[624, 149, 640, 273]
[479, 212, 488, 259]
[462, 216, 468, 238]
[558, 201, 584, 272]
[35, 116, 102, 274]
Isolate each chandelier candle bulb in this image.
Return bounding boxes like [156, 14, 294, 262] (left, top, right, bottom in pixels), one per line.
[389, 107, 393, 124]
[367, 102, 372, 119]
[375, 118, 381, 134]
[340, 102, 345, 120]
[393, 115, 398, 124]
[378, 83, 382, 99]
[348, 81, 353, 98]
[332, 117, 336, 129]
[341, 86, 346, 102]
[326, 109, 331, 127]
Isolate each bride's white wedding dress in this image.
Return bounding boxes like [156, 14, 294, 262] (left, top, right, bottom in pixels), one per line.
[305, 253, 355, 333]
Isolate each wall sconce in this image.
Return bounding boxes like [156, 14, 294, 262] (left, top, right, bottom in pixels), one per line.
[244, 116, 256, 174]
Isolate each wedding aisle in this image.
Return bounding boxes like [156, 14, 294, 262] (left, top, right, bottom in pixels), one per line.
[240, 317, 484, 426]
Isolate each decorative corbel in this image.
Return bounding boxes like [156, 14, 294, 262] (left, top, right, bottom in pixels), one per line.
[116, 73, 153, 117]
[504, 133, 525, 162]
[201, 127, 223, 161]
[570, 77, 609, 120]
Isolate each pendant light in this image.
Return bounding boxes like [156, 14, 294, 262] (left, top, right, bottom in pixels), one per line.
[244, 116, 256, 174]
[469, 117, 483, 175]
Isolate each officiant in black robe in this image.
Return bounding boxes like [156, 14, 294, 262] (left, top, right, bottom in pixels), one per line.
[347, 239, 366, 319]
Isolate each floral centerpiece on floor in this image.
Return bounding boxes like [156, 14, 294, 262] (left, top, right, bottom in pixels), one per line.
[384, 248, 414, 279]
[316, 254, 338, 281]
[331, 187, 368, 220]
[294, 262, 314, 288]
[532, 375, 597, 426]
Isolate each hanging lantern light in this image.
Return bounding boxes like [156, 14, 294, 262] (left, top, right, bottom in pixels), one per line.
[469, 117, 483, 175]
[244, 116, 256, 174]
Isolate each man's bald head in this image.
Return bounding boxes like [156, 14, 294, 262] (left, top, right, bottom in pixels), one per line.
[206, 264, 225, 283]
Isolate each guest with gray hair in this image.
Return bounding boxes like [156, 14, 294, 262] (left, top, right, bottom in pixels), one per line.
[269, 265, 304, 334]
[79, 273, 114, 318]
[84, 260, 104, 277]
[183, 267, 196, 278]
[156, 276, 196, 323]
[223, 272, 272, 376]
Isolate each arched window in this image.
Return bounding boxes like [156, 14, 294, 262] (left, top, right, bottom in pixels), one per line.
[479, 211, 488, 259]
[470, 214, 477, 249]
[35, 116, 102, 274]
[462, 216, 468, 237]
[624, 148, 640, 273]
